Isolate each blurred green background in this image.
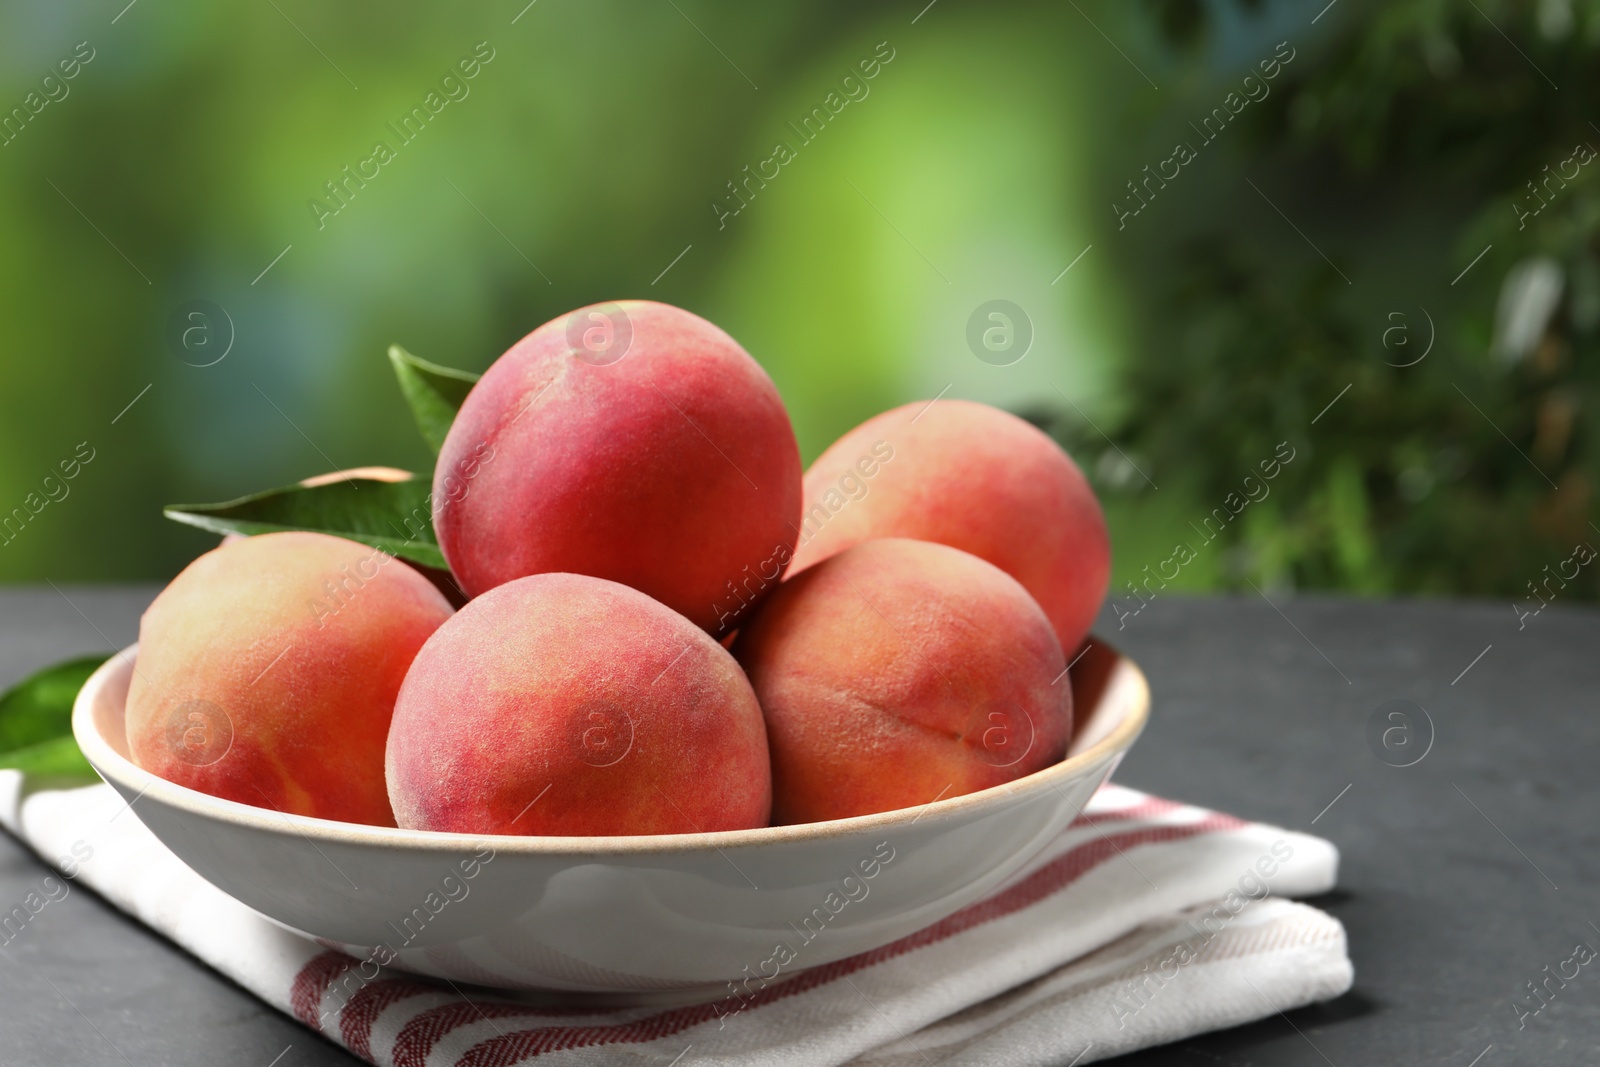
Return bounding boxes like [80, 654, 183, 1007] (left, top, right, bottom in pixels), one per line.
[0, 0, 1595, 607]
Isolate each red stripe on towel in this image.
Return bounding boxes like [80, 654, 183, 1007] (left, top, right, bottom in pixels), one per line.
[338, 977, 442, 1060]
[443, 816, 1239, 1066]
[394, 1001, 596, 1067]
[290, 950, 360, 1032]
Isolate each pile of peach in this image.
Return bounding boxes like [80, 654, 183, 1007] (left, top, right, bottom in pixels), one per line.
[126, 302, 1110, 834]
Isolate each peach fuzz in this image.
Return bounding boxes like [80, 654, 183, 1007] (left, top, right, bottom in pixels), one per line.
[125, 531, 454, 825]
[735, 538, 1071, 824]
[789, 399, 1110, 656]
[432, 300, 802, 635]
[386, 572, 772, 836]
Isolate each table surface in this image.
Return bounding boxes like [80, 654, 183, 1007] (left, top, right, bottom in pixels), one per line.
[2, 587, 1596, 1066]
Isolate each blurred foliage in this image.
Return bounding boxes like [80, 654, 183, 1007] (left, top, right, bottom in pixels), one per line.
[1038, 0, 1600, 605]
[0, 0, 1595, 607]
[0, 0, 1123, 583]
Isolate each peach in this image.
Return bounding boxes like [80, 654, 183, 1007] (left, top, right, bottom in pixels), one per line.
[735, 538, 1071, 824]
[790, 399, 1109, 655]
[386, 572, 771, 836]
[126, 531, 454, 825]
[432, 300, 802, 635]
[298, 466, 413, 487]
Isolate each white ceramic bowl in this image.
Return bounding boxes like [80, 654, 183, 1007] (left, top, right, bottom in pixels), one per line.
[73, 638, 1147, 995]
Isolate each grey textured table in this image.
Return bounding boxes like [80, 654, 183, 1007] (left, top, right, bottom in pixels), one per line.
[2, 587, 1596, 1065]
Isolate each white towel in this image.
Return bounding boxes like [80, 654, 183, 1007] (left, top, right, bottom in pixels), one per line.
[0, 776, 1351, 1066]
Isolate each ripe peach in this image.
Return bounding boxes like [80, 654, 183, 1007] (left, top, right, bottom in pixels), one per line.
[126, 531, 454, 825]
[790, 399, 1109, 655]
[386, 572, 772, 836]
[432, 300, 802, 635]
[298, 466, 413, 488]
[735, 538, 1071, 824]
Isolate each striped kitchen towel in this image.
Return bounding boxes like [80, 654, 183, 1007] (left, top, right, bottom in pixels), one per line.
[0, 778, 1351, 1066]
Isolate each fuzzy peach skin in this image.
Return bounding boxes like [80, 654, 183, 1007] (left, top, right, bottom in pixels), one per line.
[386, 572, 772, 836]
[125, 531, 454, 825]
[432, 300, 802, 635]
[735, 538, 1071, 824]
[789, 399, 1110, 656]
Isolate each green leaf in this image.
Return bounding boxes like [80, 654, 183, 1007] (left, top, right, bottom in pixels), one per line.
[388, 345, 480, 454]
[164, 475, 447, 570]
[0, 736, 96, 778]
[0, 654, 110, 752]
[0, 654, 110, 783]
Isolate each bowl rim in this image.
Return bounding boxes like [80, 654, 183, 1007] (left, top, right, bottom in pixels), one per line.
[73, 640, 1148, 856]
